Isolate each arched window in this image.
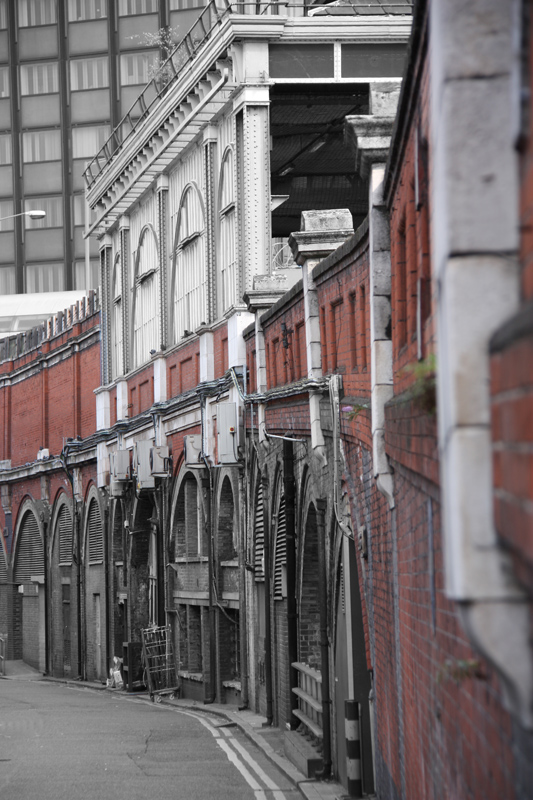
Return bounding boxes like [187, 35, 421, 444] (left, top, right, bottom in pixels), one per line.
[112, 253, 123, 378]
[218, 476, 237, 561]
[174, 472, 205, 558]
[172, 185, 206, 341]
[57, 503, 72, 566]
[14, 510, 43, 584]
[132, 226, 159, 369]
[218, 148, 236, 313]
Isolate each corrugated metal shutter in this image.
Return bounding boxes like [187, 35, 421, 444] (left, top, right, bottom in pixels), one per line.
[254, 480, 265, 582]
[87, 500, 104, 563]
[0, 543, 7, 583]
[14, 512, 43, 583]
[58, 505, 72, 565]
[273, 495, 286, 600]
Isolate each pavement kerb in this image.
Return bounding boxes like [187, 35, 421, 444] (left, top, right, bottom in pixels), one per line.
[39, 676, 346, 800]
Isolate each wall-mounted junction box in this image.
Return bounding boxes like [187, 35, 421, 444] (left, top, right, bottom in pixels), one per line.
[217, 402, 238, 464]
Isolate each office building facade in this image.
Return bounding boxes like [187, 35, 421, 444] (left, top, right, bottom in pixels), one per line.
[0, 0, 206, 295]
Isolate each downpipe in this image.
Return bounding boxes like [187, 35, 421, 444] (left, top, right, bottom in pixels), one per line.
[262, 472, 274, 727]
[283, 439, 298, 727]
[202, 459, 217, 704]
[316, 498, 332, 779]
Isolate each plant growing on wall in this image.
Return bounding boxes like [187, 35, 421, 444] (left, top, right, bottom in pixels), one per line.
[437, 658, 486, 685]
[401, 352, 437, 415]
[131, 27, 183, 89]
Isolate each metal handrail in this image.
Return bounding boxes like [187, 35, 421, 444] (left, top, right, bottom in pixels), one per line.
[0, 636, 5, 677]
[83, 0, 412, 190]
[84, 0, 234, 190]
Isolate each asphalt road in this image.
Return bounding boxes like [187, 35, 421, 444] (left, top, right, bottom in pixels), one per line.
[0, 679, 301, 800]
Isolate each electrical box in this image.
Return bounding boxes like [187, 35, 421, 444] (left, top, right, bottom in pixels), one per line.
[110, 480, 126, 498]
[110, 450, 131, 481]
[217, 402, 238, 464]
[184, 434, 202, 466]
[150, 445, 170, 477]
[134, 440, 155, 490]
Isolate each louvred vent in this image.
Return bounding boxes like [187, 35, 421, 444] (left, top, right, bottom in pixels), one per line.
[14, 512, 43, 584]
[0, 542, 6, 583]
[87, 500, 104, 563]
[58, 504, 72, 565]
[273, 495, 286, 600]
[254, 480, 265, 582]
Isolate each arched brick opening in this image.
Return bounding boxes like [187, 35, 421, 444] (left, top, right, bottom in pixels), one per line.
[84, 495, 106, 682]
[129, 494, 156, 639]
[174, 471, 205, 558]
[170, 470, 207, 697]
[50, 498, 74, 678]
[218, 475, 236, 562]
[111, 501, 127, 661]
[300, 503, 320, 668]
[13, 506, 45, 670]
[217, 475, 240, 696]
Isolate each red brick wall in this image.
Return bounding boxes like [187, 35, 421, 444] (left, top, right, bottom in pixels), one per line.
[314, 227, 370, 400]
[127, 365, 154, 417]
[263, 297, 305, 390]
[166, 339, 200, 397]
[213, 323, 229, 379]
[0, 313, 99, 467]
[380, 25, 526, 800]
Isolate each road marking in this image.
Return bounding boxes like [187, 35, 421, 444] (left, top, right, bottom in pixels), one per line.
[216, 738, 267, 799]
[223, 731, 286, 797]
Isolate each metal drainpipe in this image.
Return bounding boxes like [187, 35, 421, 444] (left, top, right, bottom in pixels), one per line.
[156, 484, 166, 626]
[283, 439, 298, 728]
[201, 464, 216, 704]
[103, 503, 110, 680]
[238, 465, 249, 709]
[42, 512, 50, 676]
[262, 472, 274, 726]
[75, 502, 82, 678]
[316, 498, 332, 778]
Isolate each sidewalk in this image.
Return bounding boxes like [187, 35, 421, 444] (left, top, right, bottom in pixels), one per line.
[1, 660, 43, 680]
[2, 661, 349, 800]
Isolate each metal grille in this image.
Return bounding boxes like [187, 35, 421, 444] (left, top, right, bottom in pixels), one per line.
[14, 511, 43, 584]
[272, 238, 296, 270]
[254, 479, 265, 582]
[58, 504, 72, 565]
[141, 625, 179, 700]
[87, 500, 104, 563]
[273, 495, 286, 600]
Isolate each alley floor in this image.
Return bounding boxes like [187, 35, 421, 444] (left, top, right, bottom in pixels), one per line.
[0, 668, 346, 800]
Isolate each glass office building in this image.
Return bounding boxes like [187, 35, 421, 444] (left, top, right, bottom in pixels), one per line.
[0, 0, 202, 294]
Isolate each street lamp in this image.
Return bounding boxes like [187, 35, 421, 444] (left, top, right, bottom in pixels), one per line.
[0, 209, 47, 225]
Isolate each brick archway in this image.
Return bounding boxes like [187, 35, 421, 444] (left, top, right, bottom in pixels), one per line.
[300, 502, 320, 668]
